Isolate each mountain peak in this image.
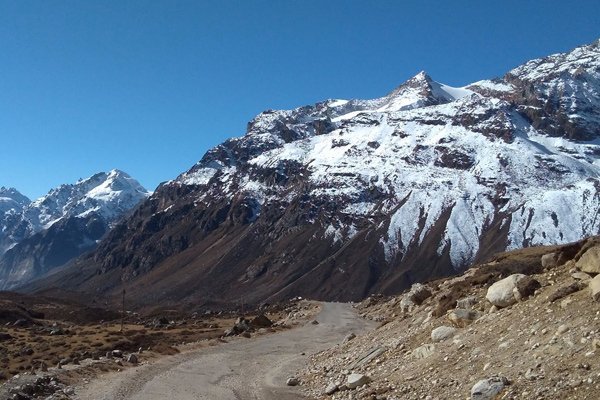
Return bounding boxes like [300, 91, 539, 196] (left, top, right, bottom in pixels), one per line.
[0, 187, 31, 209]
[411, 70, 432, 82]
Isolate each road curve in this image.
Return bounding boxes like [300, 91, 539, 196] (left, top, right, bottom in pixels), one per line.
[75, 302, 375, 400]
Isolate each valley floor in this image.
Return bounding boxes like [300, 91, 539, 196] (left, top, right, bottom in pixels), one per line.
[73, 303, 374, 400]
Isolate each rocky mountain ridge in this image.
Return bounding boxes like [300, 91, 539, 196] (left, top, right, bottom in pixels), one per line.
[24, 39, 600, 309]
[0, 170, 149, 289]
[0, 187, 31, 214]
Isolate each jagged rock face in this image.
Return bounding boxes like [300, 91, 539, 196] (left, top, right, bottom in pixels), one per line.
[27, 40, 600, 308]
[0, 170, 149, 289]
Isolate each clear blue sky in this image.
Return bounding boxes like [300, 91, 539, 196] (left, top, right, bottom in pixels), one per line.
[1, 0, 599, 199]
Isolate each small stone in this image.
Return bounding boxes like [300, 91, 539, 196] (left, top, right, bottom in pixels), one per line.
[589, 274, 600, 301]
[541, 253, 558, 269]
[456, 296, 478, 309]
[431, 326, 457, 342]
[343, 333, 356, 343]
[127, 354, 138, 364]
[470, 376, 509, 399]
[412, 344, 436, 359]
[556, 324, 570, 335]
[347, 373, 370, 389]
[448, 308, 480, 327]
[286, 377, 300, 386]
[325, 382, 339, 395]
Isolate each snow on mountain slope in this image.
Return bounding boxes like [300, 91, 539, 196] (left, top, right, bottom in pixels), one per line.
[0, 187, 30, 215]
[0, 170, 150, 289]
[177, 40, 600, 271]
[13, 169, 149, 240]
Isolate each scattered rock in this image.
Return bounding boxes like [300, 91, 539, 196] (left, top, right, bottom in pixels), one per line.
[447, 308, 480, 327]
[456, 296, 478, 309]
[343, 333, 356, 343]
[541, 252, 558, 269]
[127, 354, 138, 364]
[400, 283, 432, 312]
[286, 377, 300, 386]
[250, 314, 273, 328]
[470, 376, 509, 400]
[514, 276, 541, 300]
[311, 320, 319, 325]
[589, 274, 600, 301]
[0, 332, 13, 341]
[412, 344, 435, 359]
[347, 373, 370, 389]
[324, 382, 339, 395]
[224, 317, 252, 336]
[548, 282, 584, 303]
[572, 271, 592, 281]
[431, 326, 457, 342]
[49, 328, 65, 336]
[556, 324, 570, 335]
[348, 346, 387, 369]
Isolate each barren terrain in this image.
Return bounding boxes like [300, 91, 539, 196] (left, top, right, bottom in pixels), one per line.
[73, 302, 374, 400]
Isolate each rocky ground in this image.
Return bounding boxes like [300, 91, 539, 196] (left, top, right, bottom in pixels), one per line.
[0, 293, 317, 400]
[301, 237, 600, 400]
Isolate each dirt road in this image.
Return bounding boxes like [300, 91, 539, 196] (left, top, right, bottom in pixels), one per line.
[75, 302, 374, 400]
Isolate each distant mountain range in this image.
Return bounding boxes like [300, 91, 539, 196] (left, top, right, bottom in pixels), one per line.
[0, 170, 149, 289]
[20, 39, 600, 309]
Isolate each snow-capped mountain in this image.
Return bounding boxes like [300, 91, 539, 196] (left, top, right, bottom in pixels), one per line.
[0, 170, 149, 289]
[0, 187, 30, 215]
[24, 39, 600, 308]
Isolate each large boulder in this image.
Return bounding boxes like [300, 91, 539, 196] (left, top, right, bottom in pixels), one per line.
[576, 246, 600, 274]
[486, 274, 526, 308]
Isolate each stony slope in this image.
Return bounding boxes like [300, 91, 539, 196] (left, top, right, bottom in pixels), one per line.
[301, 237, 600, 399]
[24, 39, 600, 308]
[0, 170, 149, 289]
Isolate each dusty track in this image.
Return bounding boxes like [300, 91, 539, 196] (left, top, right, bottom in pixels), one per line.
[74, 302, 374, 400]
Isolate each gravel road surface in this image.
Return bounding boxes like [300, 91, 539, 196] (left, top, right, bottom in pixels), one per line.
[75, 302, 374, 400]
